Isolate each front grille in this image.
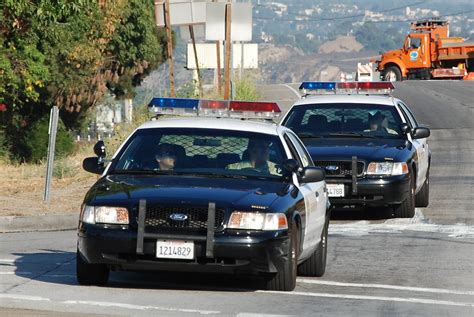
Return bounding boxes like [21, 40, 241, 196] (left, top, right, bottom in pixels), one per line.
[143, 205, 225, 233]
[315, 161, 365, 178]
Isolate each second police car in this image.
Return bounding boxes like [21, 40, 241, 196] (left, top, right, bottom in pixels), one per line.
[77, 98, 330, 291]
[282, 82, 431, 218]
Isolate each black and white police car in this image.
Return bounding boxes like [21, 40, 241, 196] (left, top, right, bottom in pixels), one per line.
[282, 82, 431, 218]
[77, 98, 330, 291]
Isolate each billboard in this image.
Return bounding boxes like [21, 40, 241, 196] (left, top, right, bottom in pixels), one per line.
[187, 43, 258, 69]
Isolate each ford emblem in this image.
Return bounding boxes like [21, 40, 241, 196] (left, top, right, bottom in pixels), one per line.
[169, 213, 188, 221]
[325, 165, 339, 171]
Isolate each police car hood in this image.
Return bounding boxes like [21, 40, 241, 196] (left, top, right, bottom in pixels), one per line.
[303, 138, 411, 162]
[89, 174, 290, 208]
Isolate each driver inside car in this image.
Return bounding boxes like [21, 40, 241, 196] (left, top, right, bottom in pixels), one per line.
[226, 139, 278, 175]
[365, 112, 397, 134]
[154, 143, 177, 171]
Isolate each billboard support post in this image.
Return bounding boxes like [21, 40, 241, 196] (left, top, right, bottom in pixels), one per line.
[164, 0, 176, 97]
[189, 25, 203, 97]
[223, 2, 232, 100]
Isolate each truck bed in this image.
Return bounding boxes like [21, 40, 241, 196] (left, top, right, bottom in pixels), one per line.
[437, 43, 474, 60]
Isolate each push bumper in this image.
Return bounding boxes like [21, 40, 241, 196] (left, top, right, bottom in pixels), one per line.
[327, 173, 411, 206]
[77, 224, 290, 275]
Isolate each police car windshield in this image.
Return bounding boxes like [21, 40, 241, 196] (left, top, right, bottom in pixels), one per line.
[111, 128, 287, 180]
[283, 103, 404, 139]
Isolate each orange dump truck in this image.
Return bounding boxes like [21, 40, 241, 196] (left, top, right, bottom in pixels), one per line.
[375, 20, 474, 81]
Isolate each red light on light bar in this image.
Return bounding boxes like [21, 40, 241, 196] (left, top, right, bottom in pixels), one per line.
[229, 101, 281, 113]
[200, 100, 229, 110]
[337, 82, 358, 89]
[357, 82, 394, 90]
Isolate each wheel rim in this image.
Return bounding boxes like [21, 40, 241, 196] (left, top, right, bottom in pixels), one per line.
[386, 71, 397, 82]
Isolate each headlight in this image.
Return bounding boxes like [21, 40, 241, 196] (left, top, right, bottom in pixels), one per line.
[81, 205, 129, 225]
[367, 162, 409, 176]
[228, 212, 288, 230]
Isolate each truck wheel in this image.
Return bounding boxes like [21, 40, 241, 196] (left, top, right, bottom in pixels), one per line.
[383, 66, 402, 82]
[415, 170, 430, 207]
[393, 172, 415, 218]
[298, 217, 328, 277]
[265, 223, 298, 291]
[76, 250, 109, 286]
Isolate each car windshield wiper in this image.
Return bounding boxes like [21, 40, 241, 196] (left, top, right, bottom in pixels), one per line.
[325, 132, 376, 138]
[111, 169, 180, 175]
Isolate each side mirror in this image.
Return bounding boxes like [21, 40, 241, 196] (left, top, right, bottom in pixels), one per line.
[282, 159, 300, 174]
[93, 140, 106, 158]
[299, 167, 325, 184]
[83, 157, 105, 175]
[400, 123, 411, 134]
[412, 127, 430, 139]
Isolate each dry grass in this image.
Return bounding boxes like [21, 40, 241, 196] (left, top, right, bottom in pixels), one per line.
[0, 146, 97, 217]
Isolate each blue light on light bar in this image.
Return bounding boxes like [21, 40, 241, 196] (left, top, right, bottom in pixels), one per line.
[299, 82, 336, 91]
[149, 97, 200, 109]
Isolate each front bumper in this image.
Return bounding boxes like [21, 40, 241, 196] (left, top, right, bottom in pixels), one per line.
[77, 224, 290, 275]
[327, 173, 411, 206]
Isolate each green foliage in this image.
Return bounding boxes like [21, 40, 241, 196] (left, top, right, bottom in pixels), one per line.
[355, 22, 405, 52]
[21, 117, 75, 163]
[0, 0, 169, 162]
[233, 76, 262, 102]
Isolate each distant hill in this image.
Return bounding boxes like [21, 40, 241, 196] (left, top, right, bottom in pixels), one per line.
[319, 36, 364, 54]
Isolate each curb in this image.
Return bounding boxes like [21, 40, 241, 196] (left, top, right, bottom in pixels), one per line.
[0, 214, 78, 233]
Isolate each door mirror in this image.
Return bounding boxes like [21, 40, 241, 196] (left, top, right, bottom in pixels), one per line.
[83, 157, 105, 175]
[299, 167, 325, 184]
[400, 123, 411, 134]
[281, 159, 300, 175]
[93, 140, 106, 158]
[412, 127, 430, 139]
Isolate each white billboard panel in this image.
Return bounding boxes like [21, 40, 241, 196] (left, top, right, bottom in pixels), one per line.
[155, 0, 207, 26]
[205, 3, 253, 42]
[187, 43, 258, 69]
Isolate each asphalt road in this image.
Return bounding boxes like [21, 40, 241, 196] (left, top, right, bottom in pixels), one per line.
[1, 81, 473, 316]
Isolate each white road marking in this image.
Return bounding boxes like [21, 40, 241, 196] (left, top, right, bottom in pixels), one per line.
[281, 84, 301, 99]
[0, 294, 220, 315]
[297, 279, 474, 296]
[330, 209, 474, 239]
[258, 291, 474, 308]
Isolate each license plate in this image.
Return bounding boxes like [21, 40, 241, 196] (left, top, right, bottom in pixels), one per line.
[156, 240, 194, 260]
[327, 184, 345, 197]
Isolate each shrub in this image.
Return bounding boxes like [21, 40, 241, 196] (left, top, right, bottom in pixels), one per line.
[233, 76, 262, 101]
[22, 117, 75, 163]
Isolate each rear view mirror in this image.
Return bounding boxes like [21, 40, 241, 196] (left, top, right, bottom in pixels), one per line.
[83, 157, 105, 175]
[93, 140, 106, 158]
[412, 127, 430, 139]
[299, 167, 325, 183]
[281, 159, 300, 175]
[400, 123, 411, 134]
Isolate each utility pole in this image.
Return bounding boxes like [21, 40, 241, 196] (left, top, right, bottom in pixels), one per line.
[163, 0, 176, 97]
[189, 25, 203, 97]
[213, 0, 222, 95]
[223, 1, 232, 100]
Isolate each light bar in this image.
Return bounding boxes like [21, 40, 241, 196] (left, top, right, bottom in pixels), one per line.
[299, 82, 336, 94]
[148, 98, 281, 120]
[300, 82, 395, 95]
[149, 97, 199, 116]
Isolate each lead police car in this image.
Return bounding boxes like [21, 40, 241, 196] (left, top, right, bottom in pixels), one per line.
[77, 98, 329, 291]
[282, 82, 431, 218]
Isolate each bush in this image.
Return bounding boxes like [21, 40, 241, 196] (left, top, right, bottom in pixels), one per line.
[0, 128, 9, 161]
[22, 117, 75, 163]
[233, 76, 262, 101]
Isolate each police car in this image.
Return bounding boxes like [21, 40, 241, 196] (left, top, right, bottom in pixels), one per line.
[77, 98, 330, 291]
[282, 82, 431, 218]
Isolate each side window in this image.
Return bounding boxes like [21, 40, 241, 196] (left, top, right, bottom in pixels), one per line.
[398, 102, 418, 128]
[285, 133, 312, 168]
[284, 135, 304, 167]
[397, 103, 416, 129]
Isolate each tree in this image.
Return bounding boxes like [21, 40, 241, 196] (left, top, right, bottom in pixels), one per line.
[0, 0, 168, 161]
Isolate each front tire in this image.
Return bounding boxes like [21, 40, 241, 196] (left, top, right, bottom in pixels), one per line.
[76, 250, 109, 286]
[393, 172, 415, 218]
[415, 170, 430, 207]
[265, 223, 298, 291]
[298, 218, 328, 277]
[383, 66, 402, 82]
